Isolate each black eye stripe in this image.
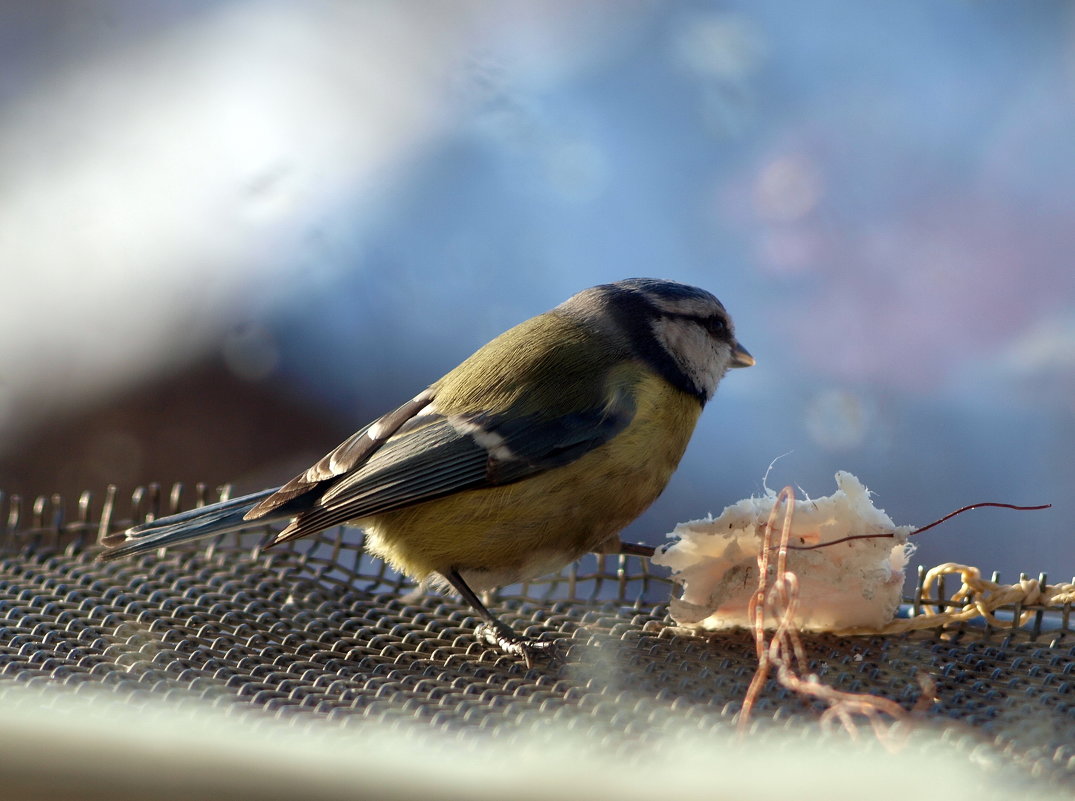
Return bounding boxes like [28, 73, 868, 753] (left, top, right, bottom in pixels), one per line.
[663, 312, 729, 337]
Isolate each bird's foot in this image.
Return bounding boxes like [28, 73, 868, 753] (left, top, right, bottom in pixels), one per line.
[475, 622, 561, 669]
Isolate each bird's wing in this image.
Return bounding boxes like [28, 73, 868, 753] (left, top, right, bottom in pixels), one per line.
[269, 387, 636, 544]
[244, 389, 436, 519]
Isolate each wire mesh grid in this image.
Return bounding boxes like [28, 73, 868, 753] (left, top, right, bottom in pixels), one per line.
[1, 483, 1074, 787]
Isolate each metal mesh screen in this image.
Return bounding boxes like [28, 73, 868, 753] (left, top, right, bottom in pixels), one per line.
[1, 483, 1073, 790]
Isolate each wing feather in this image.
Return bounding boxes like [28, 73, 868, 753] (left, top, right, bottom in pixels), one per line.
[244, 389, 434, 519]
[270, 387, 636, 544]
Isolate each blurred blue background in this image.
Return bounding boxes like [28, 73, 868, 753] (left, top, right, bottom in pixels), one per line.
[1, 1, 1071, 583]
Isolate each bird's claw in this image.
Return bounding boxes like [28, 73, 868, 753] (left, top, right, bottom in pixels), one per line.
[475, 622, 561, 668]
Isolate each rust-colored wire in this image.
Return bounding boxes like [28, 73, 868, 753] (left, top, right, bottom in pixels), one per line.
[739, 487, 934, 747]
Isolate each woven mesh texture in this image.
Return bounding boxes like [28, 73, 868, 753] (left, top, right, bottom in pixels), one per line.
[2, 484, 1074, 787]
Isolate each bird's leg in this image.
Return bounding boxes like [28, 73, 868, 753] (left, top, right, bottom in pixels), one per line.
[443, 569, 558, 668]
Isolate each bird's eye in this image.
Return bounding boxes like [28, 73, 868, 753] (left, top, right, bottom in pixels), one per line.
[706, 316, 728, 337]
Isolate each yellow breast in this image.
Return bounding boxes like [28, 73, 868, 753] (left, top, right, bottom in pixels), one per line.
[359, 372, 702, 588]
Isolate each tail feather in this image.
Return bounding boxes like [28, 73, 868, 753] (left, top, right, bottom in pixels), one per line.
[98, 488, 284, 561]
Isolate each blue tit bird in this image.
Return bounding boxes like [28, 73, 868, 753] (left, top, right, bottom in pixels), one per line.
[101, 278, 754, 664]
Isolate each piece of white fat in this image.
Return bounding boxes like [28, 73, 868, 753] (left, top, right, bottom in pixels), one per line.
[653, 472, 915, 632]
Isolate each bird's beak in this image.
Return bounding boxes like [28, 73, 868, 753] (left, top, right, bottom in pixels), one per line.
[730, 341, 755, 368]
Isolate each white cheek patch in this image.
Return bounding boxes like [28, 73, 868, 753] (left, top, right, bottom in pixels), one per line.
[449, 416, 517, 462]
[651, 318, 725, 399]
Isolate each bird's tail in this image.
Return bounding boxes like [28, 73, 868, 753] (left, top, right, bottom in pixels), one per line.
[98, 487, 284, 561]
